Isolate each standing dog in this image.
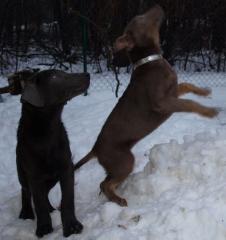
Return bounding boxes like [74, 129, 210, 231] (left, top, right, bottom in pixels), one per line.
[74, 5, 218, 207]
[0, 69, 89, 238]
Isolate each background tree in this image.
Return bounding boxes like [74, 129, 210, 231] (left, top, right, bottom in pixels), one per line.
[0, 0, 225, 72]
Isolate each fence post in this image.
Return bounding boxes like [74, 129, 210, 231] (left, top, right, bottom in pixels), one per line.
[81, 0, 88, 73]
[81, 0, 88, 95]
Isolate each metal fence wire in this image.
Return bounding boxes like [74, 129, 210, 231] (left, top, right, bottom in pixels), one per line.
[78, 0, 226, 93]
[0, 0, 225, 94]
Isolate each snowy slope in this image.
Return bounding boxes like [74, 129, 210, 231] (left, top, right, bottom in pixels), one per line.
[1, 74, 226, 239]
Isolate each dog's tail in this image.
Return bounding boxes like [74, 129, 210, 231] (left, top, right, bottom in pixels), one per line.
[74, 150, 95, 170]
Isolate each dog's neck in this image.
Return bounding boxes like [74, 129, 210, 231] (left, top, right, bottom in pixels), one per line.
[21, 103, 64, 130]
[133, 54, 162, 70]
[128, 45, 161, 64]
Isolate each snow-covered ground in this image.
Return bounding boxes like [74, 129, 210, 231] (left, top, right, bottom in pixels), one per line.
[1, 72, 226, 239]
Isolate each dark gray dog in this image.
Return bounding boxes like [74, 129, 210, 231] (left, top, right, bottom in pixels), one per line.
[0, 69, 89, 238]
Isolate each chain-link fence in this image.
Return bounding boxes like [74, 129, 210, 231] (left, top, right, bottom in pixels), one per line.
[0, 0, 226, 95]
[80, 0, 226, 93]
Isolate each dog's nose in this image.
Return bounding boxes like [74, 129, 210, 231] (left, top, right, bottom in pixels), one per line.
[63, 73, 90, 101]
[113, 40, 123, 52]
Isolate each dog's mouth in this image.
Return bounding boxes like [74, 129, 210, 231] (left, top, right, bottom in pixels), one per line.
[0, 85, 11, 94]
[64, 87, 86, 102]
[55, 81, 90, 104]
[112, 48, 131, 67]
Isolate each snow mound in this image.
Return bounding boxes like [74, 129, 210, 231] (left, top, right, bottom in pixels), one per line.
[73, 130, 226, 240]
[118, 130, 226, 239]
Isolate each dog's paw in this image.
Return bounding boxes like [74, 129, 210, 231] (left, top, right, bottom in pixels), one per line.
[203, 107, 219, 118]
[112, 197, 128, 207]
[63, 217, 83, 237]
[198, 87, 211, 97]
[36, 224, 53, 238]
[118, 198, 128, 207]
[19, 208, 35, 220]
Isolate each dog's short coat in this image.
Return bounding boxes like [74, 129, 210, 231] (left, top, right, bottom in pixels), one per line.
[74, 5, 218, 207]
[0, 69, 89, 238]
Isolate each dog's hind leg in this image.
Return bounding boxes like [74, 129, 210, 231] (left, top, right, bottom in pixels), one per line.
[100, 176, 128, 206]
[46, 179, 57, 213]
[99, 150, 135, 207]
[46, 196, 55, 213]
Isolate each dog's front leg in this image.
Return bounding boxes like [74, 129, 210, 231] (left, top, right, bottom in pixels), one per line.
[153, 97, 219, 118]
[30, 180, 53, 238]
[60, 165, 83, 237]
[19, 187, 35, 220]
[177, 83, 211, 97]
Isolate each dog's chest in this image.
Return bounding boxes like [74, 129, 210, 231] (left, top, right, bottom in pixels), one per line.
[18, 124, 69, 171]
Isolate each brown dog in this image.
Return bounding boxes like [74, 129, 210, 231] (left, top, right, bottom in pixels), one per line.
[74, 5, 218, 207]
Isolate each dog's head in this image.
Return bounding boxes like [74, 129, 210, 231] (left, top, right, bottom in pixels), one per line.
[113, 5, 164, 67]
[0, 69, 90, 107]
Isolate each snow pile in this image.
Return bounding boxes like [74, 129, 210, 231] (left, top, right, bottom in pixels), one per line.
[119, 130, 226, 240]
[73, 130, 226, 240]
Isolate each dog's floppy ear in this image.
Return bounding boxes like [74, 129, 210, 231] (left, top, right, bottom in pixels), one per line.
[21, 76, 45, 107]
[114, 33, 135, 52]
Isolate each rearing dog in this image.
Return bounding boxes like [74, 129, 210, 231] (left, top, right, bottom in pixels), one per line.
[74, 5, 218, 207]
[0, 69, 89, 238]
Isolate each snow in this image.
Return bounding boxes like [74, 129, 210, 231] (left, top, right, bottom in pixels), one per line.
[1, 72, 226, 239]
